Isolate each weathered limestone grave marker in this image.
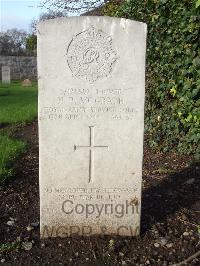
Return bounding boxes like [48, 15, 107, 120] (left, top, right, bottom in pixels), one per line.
[2, 66, 11, 84]
[38, 16, 147, 237]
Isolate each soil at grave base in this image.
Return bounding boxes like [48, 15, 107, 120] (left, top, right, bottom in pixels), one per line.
[0, 121, 200, 265]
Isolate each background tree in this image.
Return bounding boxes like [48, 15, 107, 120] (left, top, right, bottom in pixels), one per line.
[28, 10, 66, 55]
[26, 35, 37, 55]
[30, 10, 66, 34]
[0, 29, 28, 55]
[40, 0, 110, 14]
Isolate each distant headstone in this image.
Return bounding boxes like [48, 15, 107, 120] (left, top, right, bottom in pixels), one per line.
[21, 79, 32, 87]
[38, 17, 147, 238]
[2, 66, 11, 84]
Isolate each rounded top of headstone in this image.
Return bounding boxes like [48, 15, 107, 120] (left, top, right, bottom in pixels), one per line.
[37, 16, 147, 28]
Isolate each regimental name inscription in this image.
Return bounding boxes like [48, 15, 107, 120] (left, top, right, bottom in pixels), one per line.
[39, 87, 138, 121]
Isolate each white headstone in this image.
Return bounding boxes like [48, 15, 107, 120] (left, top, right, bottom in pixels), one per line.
[2, 66, 11, 84]
[38, 16, 147, 238]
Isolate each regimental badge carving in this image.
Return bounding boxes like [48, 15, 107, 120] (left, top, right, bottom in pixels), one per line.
[66, 26, 118, 83]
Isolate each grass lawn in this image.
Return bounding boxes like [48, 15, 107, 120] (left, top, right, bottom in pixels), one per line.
[0, 81, 38, 184]
[0, 81, 38, 124]
[0, 135, 26, 183]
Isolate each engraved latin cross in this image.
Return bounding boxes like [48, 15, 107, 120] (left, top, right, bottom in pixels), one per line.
[74, 126, 109, 183]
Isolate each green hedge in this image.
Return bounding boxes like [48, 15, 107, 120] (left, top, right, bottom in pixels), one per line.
[104, 0, 200, 154]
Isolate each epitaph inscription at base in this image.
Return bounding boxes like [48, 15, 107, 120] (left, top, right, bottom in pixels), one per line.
[38, 16, 147, 237]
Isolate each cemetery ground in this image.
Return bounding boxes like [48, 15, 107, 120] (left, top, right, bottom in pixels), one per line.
[0, 82, 200, 265]
[0, 81, 37, 184]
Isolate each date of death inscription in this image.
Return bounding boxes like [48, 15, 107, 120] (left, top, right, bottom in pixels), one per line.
[39, 87, 138, 121]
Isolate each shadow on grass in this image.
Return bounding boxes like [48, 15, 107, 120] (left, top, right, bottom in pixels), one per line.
[0, 123, 10, 130]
